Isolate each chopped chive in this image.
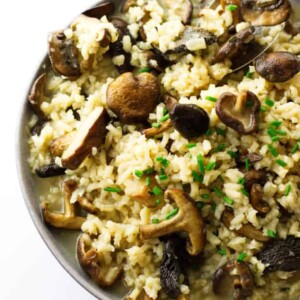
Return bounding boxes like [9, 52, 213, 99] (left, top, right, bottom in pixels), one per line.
[187, 143, 196, 149]
[134, 170, 144, 178]
[276, 159, 287, 167]
[215, 127, 226, 136]
[226, 4, 238, 11]
[267, 229, 277, 238]
[201, 193, 210, 199]
[260, 106, 267, 112]
[138, 67, 151, 73]
[276, 129, 287, 136]
[104, 187, 122, 193]
[192, 170, 203, 182]
[237, 252, 247, 262]
[217, 249, 227, 256]
[241, 188, 249, 197]
[227, 150, 238, 158]
[146, 177, 151, 186]
[271, 136, 280, 142]
[196, 201, 204, 209]
[205, 95, 217, 102]
[265, 98, 274, 107]
[206, 161, 216, 171]
[245, 158, 250, 171]
[237, 177, 246, 185]
[284, 184, 291, 196]
[211, 143, 226, 154]
[270, 120, 282, 128]
[155, 199, 161, 205]
[267, 144, 279, 157]
[156, 157, 169, 167]
[160, 168, 166, 175]
[223, 196, 234, 205]
[213, 187, 223, 197]
[152, 186, 163, 196]
[267, 127, 277, 137]
[152, 218, 160, 224]
[197, 154, 205, 174]
[152, 122, 161, 128]
[205, 128, 214, 136]
[144, 167, 154, 175]
[160, 114, 170, 122]
[245, 70, 253, 78]
[211, 202, 217, 212]
[163, 107, 168, 116]
[165, 208, 179, 220]
[158, 174, 168, 181]
[291, 143, 299, 154]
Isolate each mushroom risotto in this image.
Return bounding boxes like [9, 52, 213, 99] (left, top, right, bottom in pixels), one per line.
[27, 0, 300, 299]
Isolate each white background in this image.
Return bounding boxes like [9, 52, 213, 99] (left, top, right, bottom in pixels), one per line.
[0, 1, 99, 299]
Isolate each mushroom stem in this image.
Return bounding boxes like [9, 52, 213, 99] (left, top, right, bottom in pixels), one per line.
[234, 92, 248, 113]
[143, 119, 173, 138]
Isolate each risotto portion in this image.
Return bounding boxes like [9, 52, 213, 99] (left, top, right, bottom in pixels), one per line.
[27, 0, 300, 299]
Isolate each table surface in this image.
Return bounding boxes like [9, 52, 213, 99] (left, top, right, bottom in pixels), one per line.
[0, 1, 100, 299]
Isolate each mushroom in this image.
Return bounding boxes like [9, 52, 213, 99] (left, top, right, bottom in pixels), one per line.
[77, 235, 123, 287]
[249, 183, 270, 214]
[162, 0, 193, 25]
[212, 260, 254, 300]
[106, 72, 160, 124]
[237, 152, 263, 165]
[256, 236, 300, 272]
[35, 163, 66, 178]
[28, 73, 47, 120]
[31, 120, 46, 136]
[140, 189, 206, 256]
[142, 119, 173, 138]
[255, 52, 300, 82]
[50, 133, 75, 157]
[240, 0, 291, 26]
[121, 0, 138, 13]
[143, 49, 172, 73]
[163, 94, 178, 112]
[221, 208, 270, 242]
[169, 104, 210, 140]
[77, 195, 101, 215]
[41, 180, 85, 229]
[82, 0, 115, 19]
[216, 91, 260, 134]
[61, 106, 109, 170]
[48, 31, 81, 80]
[244, 169, 268, 191]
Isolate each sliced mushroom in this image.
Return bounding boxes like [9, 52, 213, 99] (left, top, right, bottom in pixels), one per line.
[244, 169, 268, 191]
[162, 0, 193, 25]
[143, 119, 173, 138]
[82, 1, 115, 19]
[77, 195, 100, 215]
[28, 73, 47, 120]
[35, 163, 66, 178]
[41, 180, 85, 229]
[256, 236, 300, 272]
[163, 94, 178, 112]
[240, 0, 291, 26]
[143, 49, 172, 73]
[221, 208, 270, 242]
[249, 183, 270, 214]
[62, 106, 109, 170]
[107, 72, 160, 124]
[169, 104, 210, 140]
[50, 133, 75, 157]
[212, 260, 254, 300]
[255, 52, 300, 82]
[216, 91, 260, 134]
[238, 152, 263, 164]
[140, 189, 206, 256]
[77, 235, 123, 287]
[48, 31, 81, 80]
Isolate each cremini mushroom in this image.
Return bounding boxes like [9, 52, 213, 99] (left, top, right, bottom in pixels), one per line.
[221, 208, 270, 242]
[216, 91, 260, 134]
[249, 183, 270, 214]
[77, 235, 123, 287]
[82, 0, 115, 19]
[48, 31, 81, 80]
[240, 0, 291, 26]
[162, 0, 193, 25]
[107, 72, 160, 124]
[62, 106, 109, 170]
[255, 52, 300, 82]
[140, 189, 206, 256]
[163, 94, 178, 112]
[143, 49, 172, 73]
[28, 73, 47, 120]
[77, 195, 101, 215]
[50, 132, 75, 157]
[244, 169, 268, 191]
[41, 180, 85, 229]
[238, 152, 263, 164]
[212, 260, 254, 300]
[35, 163, 66, 178]
[142, 119, 173, 138]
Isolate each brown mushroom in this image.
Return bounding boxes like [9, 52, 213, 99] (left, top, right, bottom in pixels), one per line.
[77, 195, 101, 215]
[238, 152, 263, 164]
[244, 169, 268, 191]
[28, 73, 48, 120]
[143, 49, 172, 73]
[77, 235, 123, 287]
[221, 208, 270, 242]
[249, 183, 270, 214]
[163, 94, 178, 112]
[212, 260, 254, 300]
[35, 163, 66, 178]
[216, 91, 260, 134]
[240, 0, 291, 26]
[50, 133, 75, 157]
[140, 189, 206, 256]
[162, 0, 193, 25]
[255, 52, 300, 82]
[142, 119, 173, 138]
[41, 180, 85, 229]
[61, 106, 109, 170]
[106, 72, 160, 124]
[48, 31, 81, 80]
[82, 1, 115, 19]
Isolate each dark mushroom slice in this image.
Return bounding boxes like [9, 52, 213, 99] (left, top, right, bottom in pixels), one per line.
[240, 0, 291, 26]
[244, 169, 268, 191]
[169, 104, 209, 140]
[41, 180, 85, 229]
[163, 94, 178, 112]
[143, 119, 173, 138]
[107, 72, 160, 124]
[238, 152, 263, 164]
[256, 236, 300, 272]
[77, 235, 123, 287]
[50, 133, 75, 157]
[82, 1, 115, 19]
[255, 52, 300, 82]
[249, 183, 270, 214]
[216, 91, 260, 134]
[61, 106, 109, 170]
[140, 189, 206, 256]
[143, 49, 172, 73]
[212, 260, 254, 300]
[221, 208, 270, 242]
[77, 195, 101, 215]
[48, 31, 81, 80]
[162, 0, 193, 25]
[35, 163, 66, 178]
[28, 73, 47, 120]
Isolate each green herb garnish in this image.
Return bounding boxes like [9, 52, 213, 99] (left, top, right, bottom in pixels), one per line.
[205, 95, 217, 102]
[265, 98, 274, 107]
[187, 143, 196, 149]
[104, 187, 122, 193]
[267, 229, 277, 238]
[227, 4, 238, 11]
[268, 144, 279, 157]
[237, 252, 247, 262]
[152, 186, 163, 196]
[160, 114, 170, 122]
[276, 159, 287, 167]
[165, 208, 179, 220]
[284, 184, 291, 196]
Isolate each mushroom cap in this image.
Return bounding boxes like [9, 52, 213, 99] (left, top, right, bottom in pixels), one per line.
[107, 72, 160, 124]
[240, 0, 291, 26]
[249, 183, 270, 214]
[255, 51, 300, 82]
[82, 0, 115, 19]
